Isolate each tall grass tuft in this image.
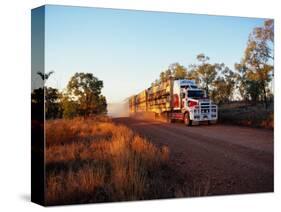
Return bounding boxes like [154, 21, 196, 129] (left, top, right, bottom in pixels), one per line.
[45, 117, 171, 205]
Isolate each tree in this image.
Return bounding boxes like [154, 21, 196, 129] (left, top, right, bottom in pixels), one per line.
[168, 63, 188, 79]
[61, 94, 79, 119]
[157, 63, 188, 84]
[211, 64, 238, 104]
[253, 19, 274, 60]
[190, 54, 218, 97]
[65, 72, 107, 117]
[96, 95, 107, 114]
[235, 63, 262, 102]
[31, 87, 44, 105]
[236, 19, 274, 107]
[187, 68, 199, 84]
[164, 69, 172, 80]
[34, 70, 62, 119]
[159, 71, 166, 82]
[45, 87, 62, 119]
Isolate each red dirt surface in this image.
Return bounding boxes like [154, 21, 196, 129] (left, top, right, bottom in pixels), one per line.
[113, 117, 273, 196]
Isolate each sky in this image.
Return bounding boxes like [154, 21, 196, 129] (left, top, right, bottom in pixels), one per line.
[42, 5, 265, 103]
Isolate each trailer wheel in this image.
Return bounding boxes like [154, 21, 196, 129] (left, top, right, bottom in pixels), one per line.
[168, 117, 175, 123]
[184, 113, 192, 126]
[166, 113, 174, 123]
[154, 113, 159, 119]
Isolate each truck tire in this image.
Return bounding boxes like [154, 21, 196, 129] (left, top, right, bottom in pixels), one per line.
[154, 113, 159, 119]
[166, 112, 174, 123]
[168, 117, 175, 123]
[184, 113, 192, 126]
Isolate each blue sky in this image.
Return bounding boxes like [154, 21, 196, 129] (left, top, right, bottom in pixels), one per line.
[44, 5, 265, 103]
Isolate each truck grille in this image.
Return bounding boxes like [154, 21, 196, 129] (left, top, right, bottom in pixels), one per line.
[201, 109, 209, 113]
[201, 102, 210, 107]
[200, 102, 211, 114]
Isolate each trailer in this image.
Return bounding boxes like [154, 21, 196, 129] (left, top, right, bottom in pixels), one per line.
[129, 78, 218, 126]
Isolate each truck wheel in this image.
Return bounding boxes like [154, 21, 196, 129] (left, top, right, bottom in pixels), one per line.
[184, 113, 192, 126]
[154, 113, 159, 119]
[166, 113, 174, 123]
[168, 117, 175, 123]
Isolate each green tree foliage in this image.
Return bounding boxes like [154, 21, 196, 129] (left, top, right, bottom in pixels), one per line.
[31, 87, 44, 120]
[63, 72, 107, 117]
[158, 64, 187, 83]
[34, 71, 107, 119]
[97, 95, 107, 114]
[235, 19, 274, 106]
[45, 87, 62, 119]
[32, 71, 57, 120]
[186, 69, 199, 84]
[169, 63, 188, 80]
[164, 69, 172, 80]
[159, 71, 166, 82]
[31, 87, 44, 105]
[235, 63, 263, 102]
[211, 64, 238, 104]
[252, 19, 274, 59]
[61, 95, 79, 119]
[190, 54, 218, 96]
[32, 88, 63, 120]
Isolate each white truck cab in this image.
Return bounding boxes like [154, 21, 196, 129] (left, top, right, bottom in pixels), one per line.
[171, 80, 218, 125]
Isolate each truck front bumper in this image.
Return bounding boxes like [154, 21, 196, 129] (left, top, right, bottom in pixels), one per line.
[190, 105, 218, 121]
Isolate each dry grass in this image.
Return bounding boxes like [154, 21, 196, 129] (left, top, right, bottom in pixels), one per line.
[45, 116, 173, 205]
[219, 101, 274, 129]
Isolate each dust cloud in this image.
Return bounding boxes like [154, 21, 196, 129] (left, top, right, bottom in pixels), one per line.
[107, 101, 129, 117]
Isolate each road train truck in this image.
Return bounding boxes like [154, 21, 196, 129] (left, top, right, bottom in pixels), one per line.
[129, 78, 218, 126]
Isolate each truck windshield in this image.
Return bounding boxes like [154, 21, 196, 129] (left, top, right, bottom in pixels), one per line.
[188, 90, 204, 99]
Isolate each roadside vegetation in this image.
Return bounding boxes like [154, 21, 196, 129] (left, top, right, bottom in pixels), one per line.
[32, 72, 107, 121]
[45, 116, 192, 205]
[219, 101, 273, 129]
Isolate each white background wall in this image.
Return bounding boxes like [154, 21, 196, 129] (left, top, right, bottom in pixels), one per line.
[0, 0, 279, 211]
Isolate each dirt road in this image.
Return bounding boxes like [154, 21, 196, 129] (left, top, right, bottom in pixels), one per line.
[113, 117, 274, 196]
